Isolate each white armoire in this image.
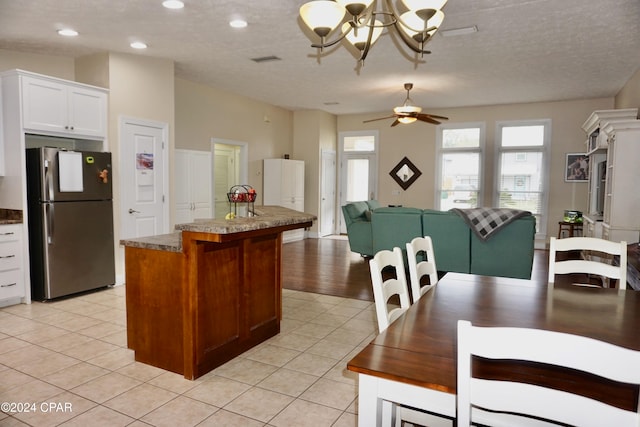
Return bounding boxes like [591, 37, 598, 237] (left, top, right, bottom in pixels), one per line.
[263, 159, 305, 242]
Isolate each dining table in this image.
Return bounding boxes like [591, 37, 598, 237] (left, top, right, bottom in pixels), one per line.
[347, 272, 640, 426]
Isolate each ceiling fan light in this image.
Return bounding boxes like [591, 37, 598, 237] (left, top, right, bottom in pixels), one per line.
[335, 0, 374, 17]
[343, 19, 383, 50]
[300, 1, 347, 38]
[394, 105, 422, 114]
[398, 116, 418, 124]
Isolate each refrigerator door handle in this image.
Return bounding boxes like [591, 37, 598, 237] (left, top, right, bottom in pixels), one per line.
[44, 159, 54, 201]
[46, 203, 54, 244]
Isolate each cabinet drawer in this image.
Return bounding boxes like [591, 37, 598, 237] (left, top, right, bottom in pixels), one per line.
[0, 269, 24, 300]
[0, 240, 21, 271]
[0, 225, 21, 243]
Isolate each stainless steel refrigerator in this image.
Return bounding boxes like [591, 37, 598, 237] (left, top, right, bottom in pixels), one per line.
[26, 147, 115, 300]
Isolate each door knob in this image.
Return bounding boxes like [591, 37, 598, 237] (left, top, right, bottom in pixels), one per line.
[128, 208, 140, 214]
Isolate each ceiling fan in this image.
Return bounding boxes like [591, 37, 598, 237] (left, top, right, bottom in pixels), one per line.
[363, 83, 448, 127]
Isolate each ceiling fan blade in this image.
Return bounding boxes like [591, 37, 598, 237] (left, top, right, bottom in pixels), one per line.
[424, 113, 449, 120]
[416, 115, 442, 125]
[390, 119, 401, 127]
[363, 115, 397, 123]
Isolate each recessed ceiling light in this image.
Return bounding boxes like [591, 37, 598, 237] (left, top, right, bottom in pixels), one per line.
[57, 29, 78, 37]
[162, 0, 184, 9]
[229, 19, 248, 29]
[130, 41, 148, 49]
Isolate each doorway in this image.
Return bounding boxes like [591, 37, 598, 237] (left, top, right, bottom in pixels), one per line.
[211, 138, 248, 219]
[119, 116, 169, 239]
[338, 131, 378, 233]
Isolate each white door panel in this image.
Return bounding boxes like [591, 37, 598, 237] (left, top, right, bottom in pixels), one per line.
[320, 150, 336, 237]
[120, 118, 168, 239]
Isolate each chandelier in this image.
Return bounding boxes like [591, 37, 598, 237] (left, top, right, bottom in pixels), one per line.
[299, 0, 447, 63]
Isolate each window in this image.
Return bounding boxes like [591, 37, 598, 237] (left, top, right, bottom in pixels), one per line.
[435, 124, 484, 210]
[495, 121, 550, 236]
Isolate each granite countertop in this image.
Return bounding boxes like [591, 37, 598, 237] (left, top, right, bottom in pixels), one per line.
[120, 206, 316, 252]
[0, 209, 23, 225]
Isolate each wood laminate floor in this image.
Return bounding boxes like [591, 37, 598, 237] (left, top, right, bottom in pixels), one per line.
[281, 237, 553, 301]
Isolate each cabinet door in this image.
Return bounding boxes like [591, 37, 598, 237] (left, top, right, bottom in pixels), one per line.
[174, 151, 193, 224]
[281, 160, 304, 203]
[67, 86, 107, 138]
[174, 150, 212, 224]
[190, 151, 212, 220]
[22, 76, 68, 134]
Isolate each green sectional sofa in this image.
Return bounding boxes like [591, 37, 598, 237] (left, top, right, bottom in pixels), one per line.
[341, 203, 536, 279]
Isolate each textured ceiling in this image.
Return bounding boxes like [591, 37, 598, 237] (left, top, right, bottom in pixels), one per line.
[0, 0, 639, 116]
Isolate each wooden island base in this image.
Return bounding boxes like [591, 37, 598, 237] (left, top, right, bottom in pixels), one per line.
[122, 207, 314, 380]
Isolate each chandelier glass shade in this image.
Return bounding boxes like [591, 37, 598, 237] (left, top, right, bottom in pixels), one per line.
[299, 0, 447, 63]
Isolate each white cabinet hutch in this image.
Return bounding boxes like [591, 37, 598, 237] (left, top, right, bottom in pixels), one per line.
[0, 69, 108, 305]
[582, 108, 640, 243]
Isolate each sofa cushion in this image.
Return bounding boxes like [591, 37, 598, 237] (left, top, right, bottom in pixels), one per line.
[344, 201, 369, 220]
[422, 210, 471, 273]
[371, 207, 423, 254]
[366, 200, 381, 210]
[470, 215, 536, 279]
[374, 207, 423, 215]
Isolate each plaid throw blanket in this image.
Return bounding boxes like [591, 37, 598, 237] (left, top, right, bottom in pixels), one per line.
[450, 208, 531, 241]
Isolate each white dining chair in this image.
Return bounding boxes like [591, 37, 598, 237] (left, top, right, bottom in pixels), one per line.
[370, 247, 454, 427]
[456, 320, 640, 427]
[406, 236, 439, 303]
[369, 246, 411, 333]
[548, 236, 627, 289]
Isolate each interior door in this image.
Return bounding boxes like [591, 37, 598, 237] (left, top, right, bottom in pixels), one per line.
[120, 117, 168, 239]
[213, 144, 238, 219]
[320, 150, 336, 237]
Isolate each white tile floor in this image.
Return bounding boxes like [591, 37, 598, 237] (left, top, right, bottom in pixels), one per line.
[0, 287, 378, 426]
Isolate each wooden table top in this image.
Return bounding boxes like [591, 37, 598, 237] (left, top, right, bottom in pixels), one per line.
[347, 272, 640, 409]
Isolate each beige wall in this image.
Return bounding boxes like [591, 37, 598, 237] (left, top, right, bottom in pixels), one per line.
[174, 78, 293, 206]
[337, 97, 614, 241]
[0, 48, 75, 80]
[293, 110, 337, 234]
[615, 67, 640, 109]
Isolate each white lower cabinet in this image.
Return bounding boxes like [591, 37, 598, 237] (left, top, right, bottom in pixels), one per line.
[0, 224, 25, 304]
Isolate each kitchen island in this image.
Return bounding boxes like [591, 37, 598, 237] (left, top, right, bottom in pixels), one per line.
[120, 206, 315, 380]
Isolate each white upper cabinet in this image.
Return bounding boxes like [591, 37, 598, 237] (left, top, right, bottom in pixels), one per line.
[21, 74, 107, 140]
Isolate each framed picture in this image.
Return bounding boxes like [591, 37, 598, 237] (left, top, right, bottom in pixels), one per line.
[565, 153, 588, 182]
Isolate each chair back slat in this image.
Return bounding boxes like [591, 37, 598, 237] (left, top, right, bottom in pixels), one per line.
[457, 320, 640, 427]
[548, 237, 627, 289]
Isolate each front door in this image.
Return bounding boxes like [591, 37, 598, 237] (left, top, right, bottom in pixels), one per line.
[338, 131, 378, 233]
[120, 117, 169, 239]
